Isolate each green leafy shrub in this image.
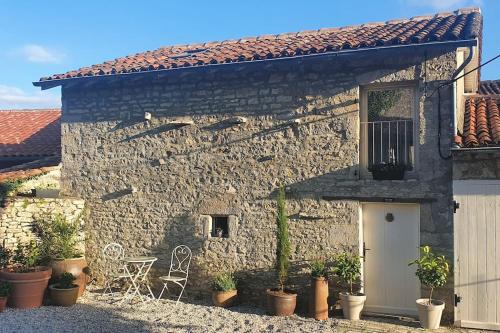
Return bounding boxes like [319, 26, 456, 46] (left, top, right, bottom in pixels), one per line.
[409, 246, 449, 304]
[309, 260, 328, 279]
[12, 240, 42, 272]
[57, 272, 76, 289]
[0, 245, 11, 269]
[213, 273, 237, 292]
[331, 252, 362, 295]
[0, 281, 11, 297]
[275, 185, 291, 292]
[34, 213, 83, 261]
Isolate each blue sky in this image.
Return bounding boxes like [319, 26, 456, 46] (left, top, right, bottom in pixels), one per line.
[0, 0, 498, 109]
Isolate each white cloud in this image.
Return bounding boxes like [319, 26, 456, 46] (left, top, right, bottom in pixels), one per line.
[0, 84, 60, 109]
[17, 44, 65, 64]
[404, 0, 482, 10]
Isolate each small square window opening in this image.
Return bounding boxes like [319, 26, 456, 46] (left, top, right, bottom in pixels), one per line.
[211, 216, 229, 238]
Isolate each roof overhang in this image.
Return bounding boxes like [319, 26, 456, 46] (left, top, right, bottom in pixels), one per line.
[33, 38, 478, 91]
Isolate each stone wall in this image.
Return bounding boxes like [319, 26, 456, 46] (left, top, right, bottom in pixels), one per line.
[453, 151, 500, 180]
[60, 47, 458, 313]
[0, 197, 85, 251]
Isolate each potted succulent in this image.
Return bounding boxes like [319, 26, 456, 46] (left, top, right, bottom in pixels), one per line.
[0, 241, 52, 309]
[331, 252, 365, 320]
[309, 260, 329, 320]
[266, 186, 297, 316]
[0, 281, 11, 312]
[409, 246, 449, 329]
[35, 213, 88, 297]
[49, 272, 79, 306]
[212, 272, 237, 307]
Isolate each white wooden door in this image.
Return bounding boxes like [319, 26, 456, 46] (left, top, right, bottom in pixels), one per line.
[454, 180, 500, 330]
[362, 203, 420, 316]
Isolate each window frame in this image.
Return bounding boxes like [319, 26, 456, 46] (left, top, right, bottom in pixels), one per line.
[210, 215, 229, 238]
[359, 82, 419, 179]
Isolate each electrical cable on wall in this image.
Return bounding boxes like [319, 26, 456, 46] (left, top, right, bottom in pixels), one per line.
[428, 53, 500, 160]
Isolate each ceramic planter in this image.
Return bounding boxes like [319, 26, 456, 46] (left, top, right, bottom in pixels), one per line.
[416, 298, 445, 329]
[339, 292, 366, 320]
[51, 257, 88, 297]
[0, 296, 7, 312]
[49, 284, 79, 306]
[309, 277, 329, 320]
[266, 289, 297, 316]
[212, 289, 237, 307]
[0, 266, 52, 309]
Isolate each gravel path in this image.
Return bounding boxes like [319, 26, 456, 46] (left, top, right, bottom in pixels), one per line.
[0, 292, 487, 333]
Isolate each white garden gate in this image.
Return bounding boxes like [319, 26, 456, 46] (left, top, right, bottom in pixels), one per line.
[454, 180, 500, 330]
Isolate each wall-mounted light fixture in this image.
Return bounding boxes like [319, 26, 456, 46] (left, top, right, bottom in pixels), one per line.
[144, 112, 152, 121]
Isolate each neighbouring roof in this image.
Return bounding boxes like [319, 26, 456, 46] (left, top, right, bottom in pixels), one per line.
[0, 155, 60, 182]
[36, 7, 481, 84]
[0, 109, 61, 157]
[479, 79, 500, 94]
[459, 96, 500, 148]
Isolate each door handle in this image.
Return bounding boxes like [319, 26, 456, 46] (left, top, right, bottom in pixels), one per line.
[363, 242, 371, 260]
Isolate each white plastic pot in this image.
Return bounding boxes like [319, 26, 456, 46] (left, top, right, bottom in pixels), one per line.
[339, 292, 366, 320]
[416, 298, 445, 329]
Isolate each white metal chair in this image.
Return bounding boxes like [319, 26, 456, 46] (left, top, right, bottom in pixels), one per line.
[102, 242, 131, 297]
[158, 245, 192, 305]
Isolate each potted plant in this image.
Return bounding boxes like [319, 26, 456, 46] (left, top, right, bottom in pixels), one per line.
[212, 272, 237, 307]
[0, 241, 52, 309]
[331, 252, 365, 320]
[266, 185, 297, 316]
[35, 213, 88, 297]
[409, 246, 449, 329]
[0, 281, 11, 312]
[309, 260, 329, 320]
[369, 162, 406, 180]
[49, 272, 79, 306]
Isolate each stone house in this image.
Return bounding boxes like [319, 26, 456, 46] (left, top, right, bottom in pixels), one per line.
[33, 7, 487, 323]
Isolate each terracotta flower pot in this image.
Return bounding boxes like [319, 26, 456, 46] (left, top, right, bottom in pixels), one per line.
[339, 292, 366, 320]
[49, 284, 79, 307]
[212, 290, 237, 307]
[416, 298, 445, 329]
[309, 277, 329, 320]
[51, 257, 88, 297]
[0, 297, 7, 312]
[0, 266, 52, 309]
[266, 288, 297, 316]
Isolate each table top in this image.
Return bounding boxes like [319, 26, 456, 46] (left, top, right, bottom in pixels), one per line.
[123, 256, 158, 263]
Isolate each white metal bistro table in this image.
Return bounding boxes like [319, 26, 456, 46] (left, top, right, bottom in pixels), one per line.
[120, 256, 157, 304]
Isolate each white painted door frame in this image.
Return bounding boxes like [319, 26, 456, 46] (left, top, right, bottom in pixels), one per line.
[454, 180, 500, 331]
[361, 203, 420, 316]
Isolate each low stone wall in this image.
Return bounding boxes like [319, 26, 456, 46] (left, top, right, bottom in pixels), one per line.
[0, 197, 85, 250]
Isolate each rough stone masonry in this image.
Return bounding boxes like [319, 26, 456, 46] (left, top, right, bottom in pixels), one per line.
[60, 47, 457, 314]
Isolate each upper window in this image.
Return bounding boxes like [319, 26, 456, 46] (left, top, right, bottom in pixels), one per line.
[211, 216, 229, 238]
[361, 85, 416, 177]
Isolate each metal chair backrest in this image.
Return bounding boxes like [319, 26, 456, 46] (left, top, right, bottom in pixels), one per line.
[168, 245, 192, 278]
[103, 243, 125, 276]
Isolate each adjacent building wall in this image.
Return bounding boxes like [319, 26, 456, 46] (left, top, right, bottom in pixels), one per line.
[453, 152, 500, 180]
[60, 47, 458, 311]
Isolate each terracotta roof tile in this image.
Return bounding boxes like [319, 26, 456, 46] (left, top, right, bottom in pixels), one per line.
[479, 79, 500, 94]
[0, 109, 61, 157]
[38, 8, 482, 83]
[459, 97, 500, 147]
[0, 155, 60, 182]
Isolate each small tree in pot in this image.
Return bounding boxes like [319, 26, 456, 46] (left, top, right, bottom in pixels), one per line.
[266, 185, 297, 316]
[0, 281, 11, 312]
[331, 252, 365, 320]
[309, 260, 329, 320]
[49, 272, 79, 306]
[409, 246, 449, 329]
[0, 241, 52, 309]
[212, 272, 237, 308]
[35, 213, 88, 297]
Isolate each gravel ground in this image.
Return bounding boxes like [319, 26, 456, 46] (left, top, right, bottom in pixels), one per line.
[0, 292, 487, 333]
